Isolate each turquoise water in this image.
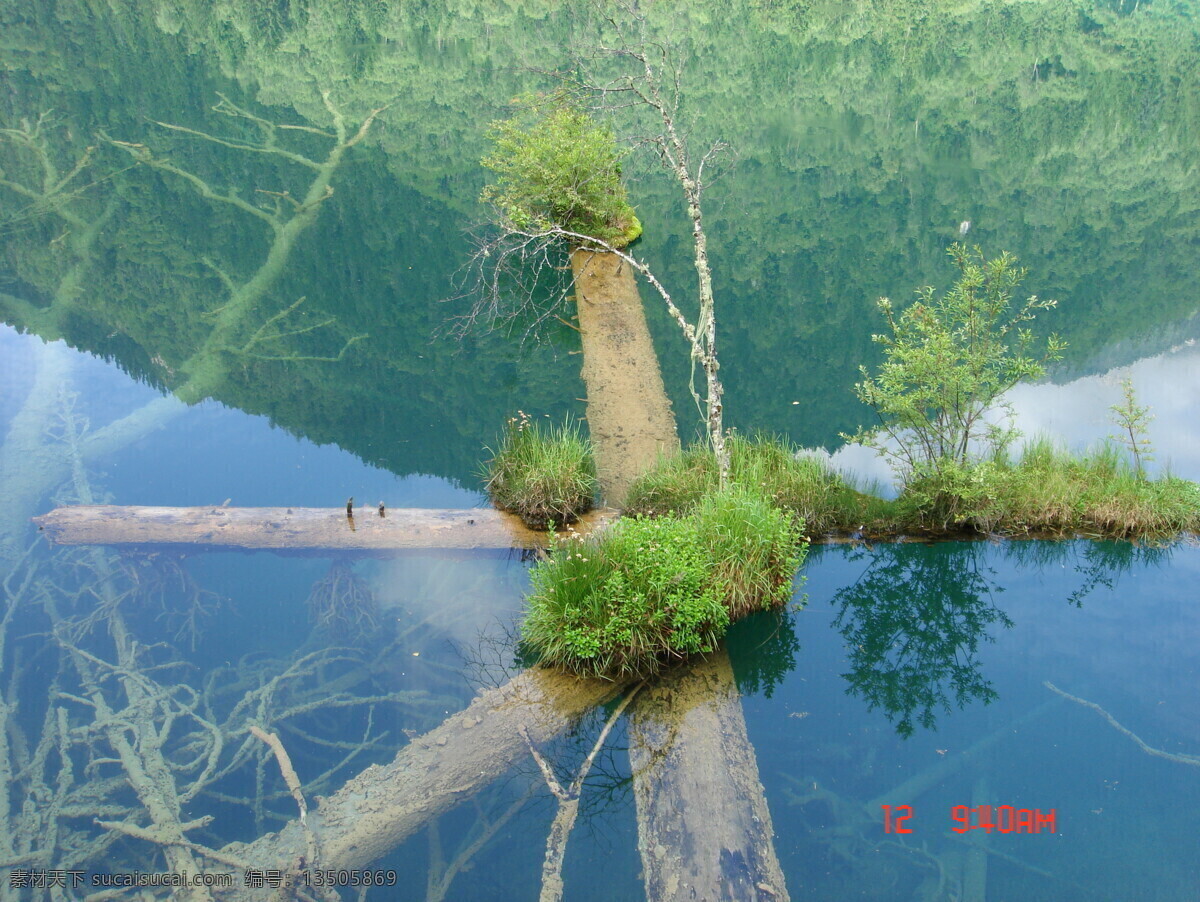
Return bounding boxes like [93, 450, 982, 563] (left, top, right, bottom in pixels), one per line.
[3, 2, 1200, 899]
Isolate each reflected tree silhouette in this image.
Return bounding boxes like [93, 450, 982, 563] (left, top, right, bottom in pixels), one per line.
[831, 543, 1012, 737]
[1002, 537, 1174, 607]
[726, 608, 802, 700]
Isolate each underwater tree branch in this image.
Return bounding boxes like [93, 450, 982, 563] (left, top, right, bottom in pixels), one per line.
[1044, 681, 1200, 766]
[424, 786, 536, 902]
[522, 682, 642, 902]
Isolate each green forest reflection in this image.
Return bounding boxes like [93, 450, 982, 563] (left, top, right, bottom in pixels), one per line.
[3, 0, 1199, 484]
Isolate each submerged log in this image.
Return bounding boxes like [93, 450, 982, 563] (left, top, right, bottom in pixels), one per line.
[32, 505, 619, 552]
[222, 667, 620, 896]
[629, 651, 790, 902]
[570, 248, 679, 507]
[572, 251, 788, 900]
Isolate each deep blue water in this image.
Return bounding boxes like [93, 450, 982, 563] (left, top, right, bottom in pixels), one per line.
[8, 325, 1198, 898]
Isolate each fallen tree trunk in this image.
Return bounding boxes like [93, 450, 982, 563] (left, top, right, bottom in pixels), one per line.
[570, 249, 679, 507]
[574, 251, 789, 901]
[629, 652, 790, 902]
[33, 505, 618, 552]
[220, 667, 620, 896]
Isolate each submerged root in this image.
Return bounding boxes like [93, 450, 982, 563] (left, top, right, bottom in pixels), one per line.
[305, 560, 380, 643]
[125, 552, 225, 651]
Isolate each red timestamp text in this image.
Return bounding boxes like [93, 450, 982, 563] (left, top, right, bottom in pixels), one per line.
[881, 804, 1056, 834]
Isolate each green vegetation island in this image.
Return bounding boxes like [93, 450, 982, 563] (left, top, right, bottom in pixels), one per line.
[478, 94, 1200, 681]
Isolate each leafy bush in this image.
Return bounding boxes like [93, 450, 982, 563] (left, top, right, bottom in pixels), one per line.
[895, 456, 1007, 532]
[481, 96, 642, 249]
[483, 412, 597, 529]
[521, 485, 805, 679]
[845, 244, 1065, 485]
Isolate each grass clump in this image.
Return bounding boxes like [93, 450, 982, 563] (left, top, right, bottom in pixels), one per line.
[483, 412, 597, 529]
[898, 438, 1200, 538]
[481, 96, 642, 249]
[621, 434, 1198, 542]
[625, 434, 868, 535]
[521, 484, 805, 679]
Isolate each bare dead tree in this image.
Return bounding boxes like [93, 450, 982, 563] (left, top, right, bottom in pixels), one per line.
[583, 8, 732, 480]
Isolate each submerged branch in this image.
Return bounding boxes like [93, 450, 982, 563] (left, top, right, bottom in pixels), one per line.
[523, 683, 642, 902]
[1044, 681, 1200, 766]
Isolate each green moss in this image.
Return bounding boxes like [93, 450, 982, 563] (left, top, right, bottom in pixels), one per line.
[520, 484, 805, 679]
[483, 413, 597, 529]
[620, 213, 643, 246]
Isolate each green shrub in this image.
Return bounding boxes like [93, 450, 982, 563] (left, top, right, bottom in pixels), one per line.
[894, 456, 1007, 532]
[521, 485, 805, 679]
[1108, 378, 1155, 477]
[844, 244, 1064, 486]
[483, 412, 597, 529]
[625, 434, 866, 535]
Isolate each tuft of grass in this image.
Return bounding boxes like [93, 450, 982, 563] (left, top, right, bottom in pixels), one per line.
[483, 412, 597, 529]
[625, 434, 869, 535]
[694, 486, 804, 619]
[898, 437, 1200, 538]
[622, 433, 1199, 542]
[520, 484, 805, 679]
[993, 439, 1200, 537]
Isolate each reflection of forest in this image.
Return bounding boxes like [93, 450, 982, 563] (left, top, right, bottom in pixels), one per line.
[0, 373, 1192, 899]
[4, 0, 1200, 483]
[829, 539, 1174, 739]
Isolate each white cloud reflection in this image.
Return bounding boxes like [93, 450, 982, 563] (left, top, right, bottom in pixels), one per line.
[827, 341, 1200, 488]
